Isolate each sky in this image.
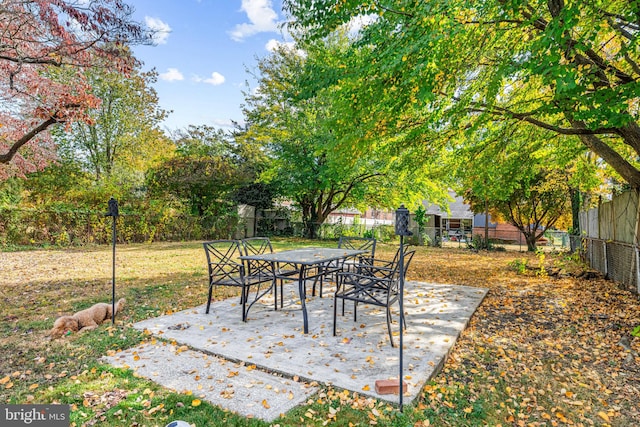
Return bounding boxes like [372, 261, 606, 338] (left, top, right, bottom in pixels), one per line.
[126, 0, 291, 132]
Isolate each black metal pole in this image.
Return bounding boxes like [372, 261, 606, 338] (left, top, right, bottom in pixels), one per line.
[399, 235, 404, 412]
[111, 214, 116, 325]
[394, 204, 411, 413]
[106, 197, 119, 325]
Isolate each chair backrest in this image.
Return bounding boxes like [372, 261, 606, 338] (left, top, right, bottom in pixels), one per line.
[391, 243, 412, 265]
[241, 237, 273, 256]
[203, 240, 244, 285]
[338, 236, 376, 258]
[388, 248, 415, 292]
[240, 237, 273, 278]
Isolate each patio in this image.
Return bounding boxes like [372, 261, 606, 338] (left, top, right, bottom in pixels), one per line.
[105, 281, 487, 421]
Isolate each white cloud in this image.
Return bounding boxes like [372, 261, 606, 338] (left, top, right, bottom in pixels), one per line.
[229, 0, 280, 41]
[145, 16, 171, 45]
[159, 68, 184, 82]
[192, 72, 226, 86]
[265, 39, 295, 52]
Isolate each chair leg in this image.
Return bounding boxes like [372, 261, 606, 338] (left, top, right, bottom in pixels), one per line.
[273, 279, 278, 311]
[386, 306, 396, 348]
[280, 279, 284, 308]
[333, 296, 338, 336]
[205, 283, 214, 314]
[241, 285, 249, 322]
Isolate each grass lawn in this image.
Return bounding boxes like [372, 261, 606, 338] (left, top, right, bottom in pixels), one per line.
[1, 239, 639, 426]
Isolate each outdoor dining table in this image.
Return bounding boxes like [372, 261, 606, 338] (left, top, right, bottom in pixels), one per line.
[239, 247, 366, 334]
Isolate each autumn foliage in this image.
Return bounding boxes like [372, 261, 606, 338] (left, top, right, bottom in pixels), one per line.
[0, 0, 149, 179]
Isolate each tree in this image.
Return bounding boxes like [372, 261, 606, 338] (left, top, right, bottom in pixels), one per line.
[456, 123, 579, 250]
[283, 1, 640, 188]
[55, 65, 170, 181]
[0, 0, 150, 179]
[241, 40, 428, 238]
[148, 125, 252, 217]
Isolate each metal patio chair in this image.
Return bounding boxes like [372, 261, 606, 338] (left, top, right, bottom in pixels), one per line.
[241, 237, 299, 311]
[333, 245, 415, 347]
[203, 239, 273, 321]
[312, 236, 377, 297]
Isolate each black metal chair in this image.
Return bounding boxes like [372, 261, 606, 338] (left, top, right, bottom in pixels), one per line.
[333, 245, 415, 347]
[203, 239, 273, 321]
[241, 237, 299, 311]
[312, 236, 377, 297]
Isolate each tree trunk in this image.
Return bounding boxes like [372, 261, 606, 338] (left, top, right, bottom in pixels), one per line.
[569, 187, 581, 236]
[524, 232, 538, 252]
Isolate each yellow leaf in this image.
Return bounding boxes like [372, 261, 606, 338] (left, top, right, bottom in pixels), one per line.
[463, 406, 472, 413]
[362, 385, 370, 391]
[262, 399, 270, 409]
[28, 384, 39, 391]
[191, 399, 201, 407]
[598, 412, 610, 422]
[0, 376, 9, 385]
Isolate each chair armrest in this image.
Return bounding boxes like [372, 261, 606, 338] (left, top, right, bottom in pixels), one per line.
[357, 256, 394, 268]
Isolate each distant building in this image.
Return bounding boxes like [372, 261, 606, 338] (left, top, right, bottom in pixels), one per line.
[422, 191, 474, 242]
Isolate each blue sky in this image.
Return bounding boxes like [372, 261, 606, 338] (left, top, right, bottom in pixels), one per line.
[127, 0, 290, 131]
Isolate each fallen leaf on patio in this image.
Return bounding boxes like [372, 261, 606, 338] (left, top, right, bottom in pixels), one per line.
[246, 364, 257, 371]
[227, 371, 239, 378]
[362, 385, 370, 391]
[288, 392, 294, 400]
[342, 337, 351, 344]
[262, 399, 270, 409]
[191, 399, 201, 407]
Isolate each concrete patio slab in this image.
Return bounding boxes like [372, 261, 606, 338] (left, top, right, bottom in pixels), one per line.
[105, 281, 487, 421]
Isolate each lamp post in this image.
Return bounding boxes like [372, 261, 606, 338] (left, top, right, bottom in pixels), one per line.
[105, 197, 119, 325]
[395, 204, 412, 411]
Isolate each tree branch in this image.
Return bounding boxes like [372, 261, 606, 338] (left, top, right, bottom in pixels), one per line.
[467, 104, 619, 136]
[0, 116, 59, 163]
[375, 2, 414, 18]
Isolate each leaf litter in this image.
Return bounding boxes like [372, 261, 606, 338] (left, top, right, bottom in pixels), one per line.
[0, 243, 639, 426]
